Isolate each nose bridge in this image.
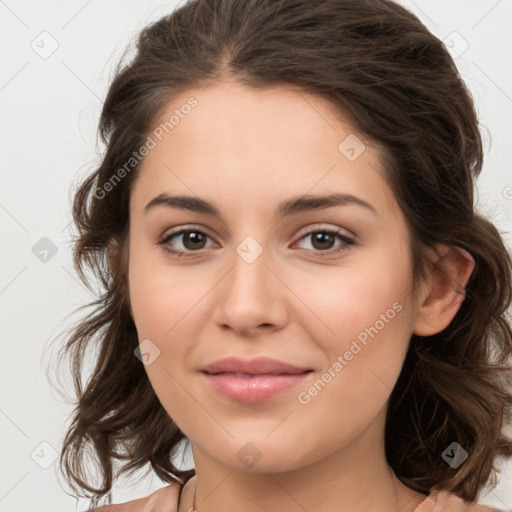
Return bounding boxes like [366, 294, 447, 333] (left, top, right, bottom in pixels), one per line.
[214, 233, 286, 332]
[229, 234, 274, 302]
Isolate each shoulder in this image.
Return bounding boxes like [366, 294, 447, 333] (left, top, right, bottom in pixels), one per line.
[413, 490, 505, 512]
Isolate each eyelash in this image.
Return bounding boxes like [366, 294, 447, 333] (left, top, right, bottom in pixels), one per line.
[159, 226, 355, 259]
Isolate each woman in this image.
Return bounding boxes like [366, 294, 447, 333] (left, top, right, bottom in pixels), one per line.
[55, 0, 512, 511]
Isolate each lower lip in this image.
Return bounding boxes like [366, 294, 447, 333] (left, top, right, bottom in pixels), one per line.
[201, 372, 312, 403]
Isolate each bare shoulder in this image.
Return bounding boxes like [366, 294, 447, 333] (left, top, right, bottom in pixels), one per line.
[88, 483, 182, 512]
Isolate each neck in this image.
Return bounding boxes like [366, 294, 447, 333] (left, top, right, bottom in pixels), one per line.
[178, 414, 427, 512]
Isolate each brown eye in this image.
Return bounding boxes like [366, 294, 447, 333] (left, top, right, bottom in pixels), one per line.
[295, 229, 354, 256]
[310, 231, 337, 251]
[160, 228, 213, 256]
[180, 231, 208, 250]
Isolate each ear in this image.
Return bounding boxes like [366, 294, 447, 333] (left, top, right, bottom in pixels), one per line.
[107, 239, 118, 272]
[413, 245, 475, 336]
[107, 239, 134, 320]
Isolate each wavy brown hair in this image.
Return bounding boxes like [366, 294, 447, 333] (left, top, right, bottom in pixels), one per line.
[49, 0, 512, 508]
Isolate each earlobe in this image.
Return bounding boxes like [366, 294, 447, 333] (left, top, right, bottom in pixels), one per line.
[413, 245, 475, 336]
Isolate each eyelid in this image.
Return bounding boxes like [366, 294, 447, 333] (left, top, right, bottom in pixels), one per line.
[294, 223, 355, 241]
[162, 223, 204, 234]
[159, 224, 215, 246]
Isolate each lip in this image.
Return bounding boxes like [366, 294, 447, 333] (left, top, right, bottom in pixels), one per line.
[200, 356, 312, 375]
[200, 356, 313, 403]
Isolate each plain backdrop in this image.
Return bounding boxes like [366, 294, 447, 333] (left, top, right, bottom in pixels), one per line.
[1, 0, 511, 511]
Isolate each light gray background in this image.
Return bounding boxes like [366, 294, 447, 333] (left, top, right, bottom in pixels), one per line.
[1, 1, 511, 511]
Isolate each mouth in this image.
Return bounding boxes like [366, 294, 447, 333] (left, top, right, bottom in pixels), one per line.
[200, 356, 313, 376]
[201, 370, 314, 403]
[203, 370, 311, 377]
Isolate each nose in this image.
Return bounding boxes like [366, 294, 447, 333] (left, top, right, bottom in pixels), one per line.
[212, 239, 289, 337]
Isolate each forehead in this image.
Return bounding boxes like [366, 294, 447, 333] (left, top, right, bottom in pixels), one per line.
[148, 80, 358, 161]
[130, 80, 402, 226]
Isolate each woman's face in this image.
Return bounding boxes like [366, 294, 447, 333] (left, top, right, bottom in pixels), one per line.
[127, 81, 420, 472]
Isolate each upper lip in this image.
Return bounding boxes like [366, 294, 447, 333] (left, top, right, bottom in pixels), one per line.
[200, 356, 312, 375]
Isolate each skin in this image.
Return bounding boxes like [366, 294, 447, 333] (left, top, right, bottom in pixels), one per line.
[103, 80, 474, 512]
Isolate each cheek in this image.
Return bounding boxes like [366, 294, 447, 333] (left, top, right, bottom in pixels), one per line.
[297, 247, 414, 347]
[290, 294, 413, 460]
[294, 243, 415, 406]
[128, 237, 206, 338]
[127, 244, 203, 431]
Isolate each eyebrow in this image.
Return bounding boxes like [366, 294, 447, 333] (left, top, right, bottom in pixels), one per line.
[144, 192, 378, 220]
